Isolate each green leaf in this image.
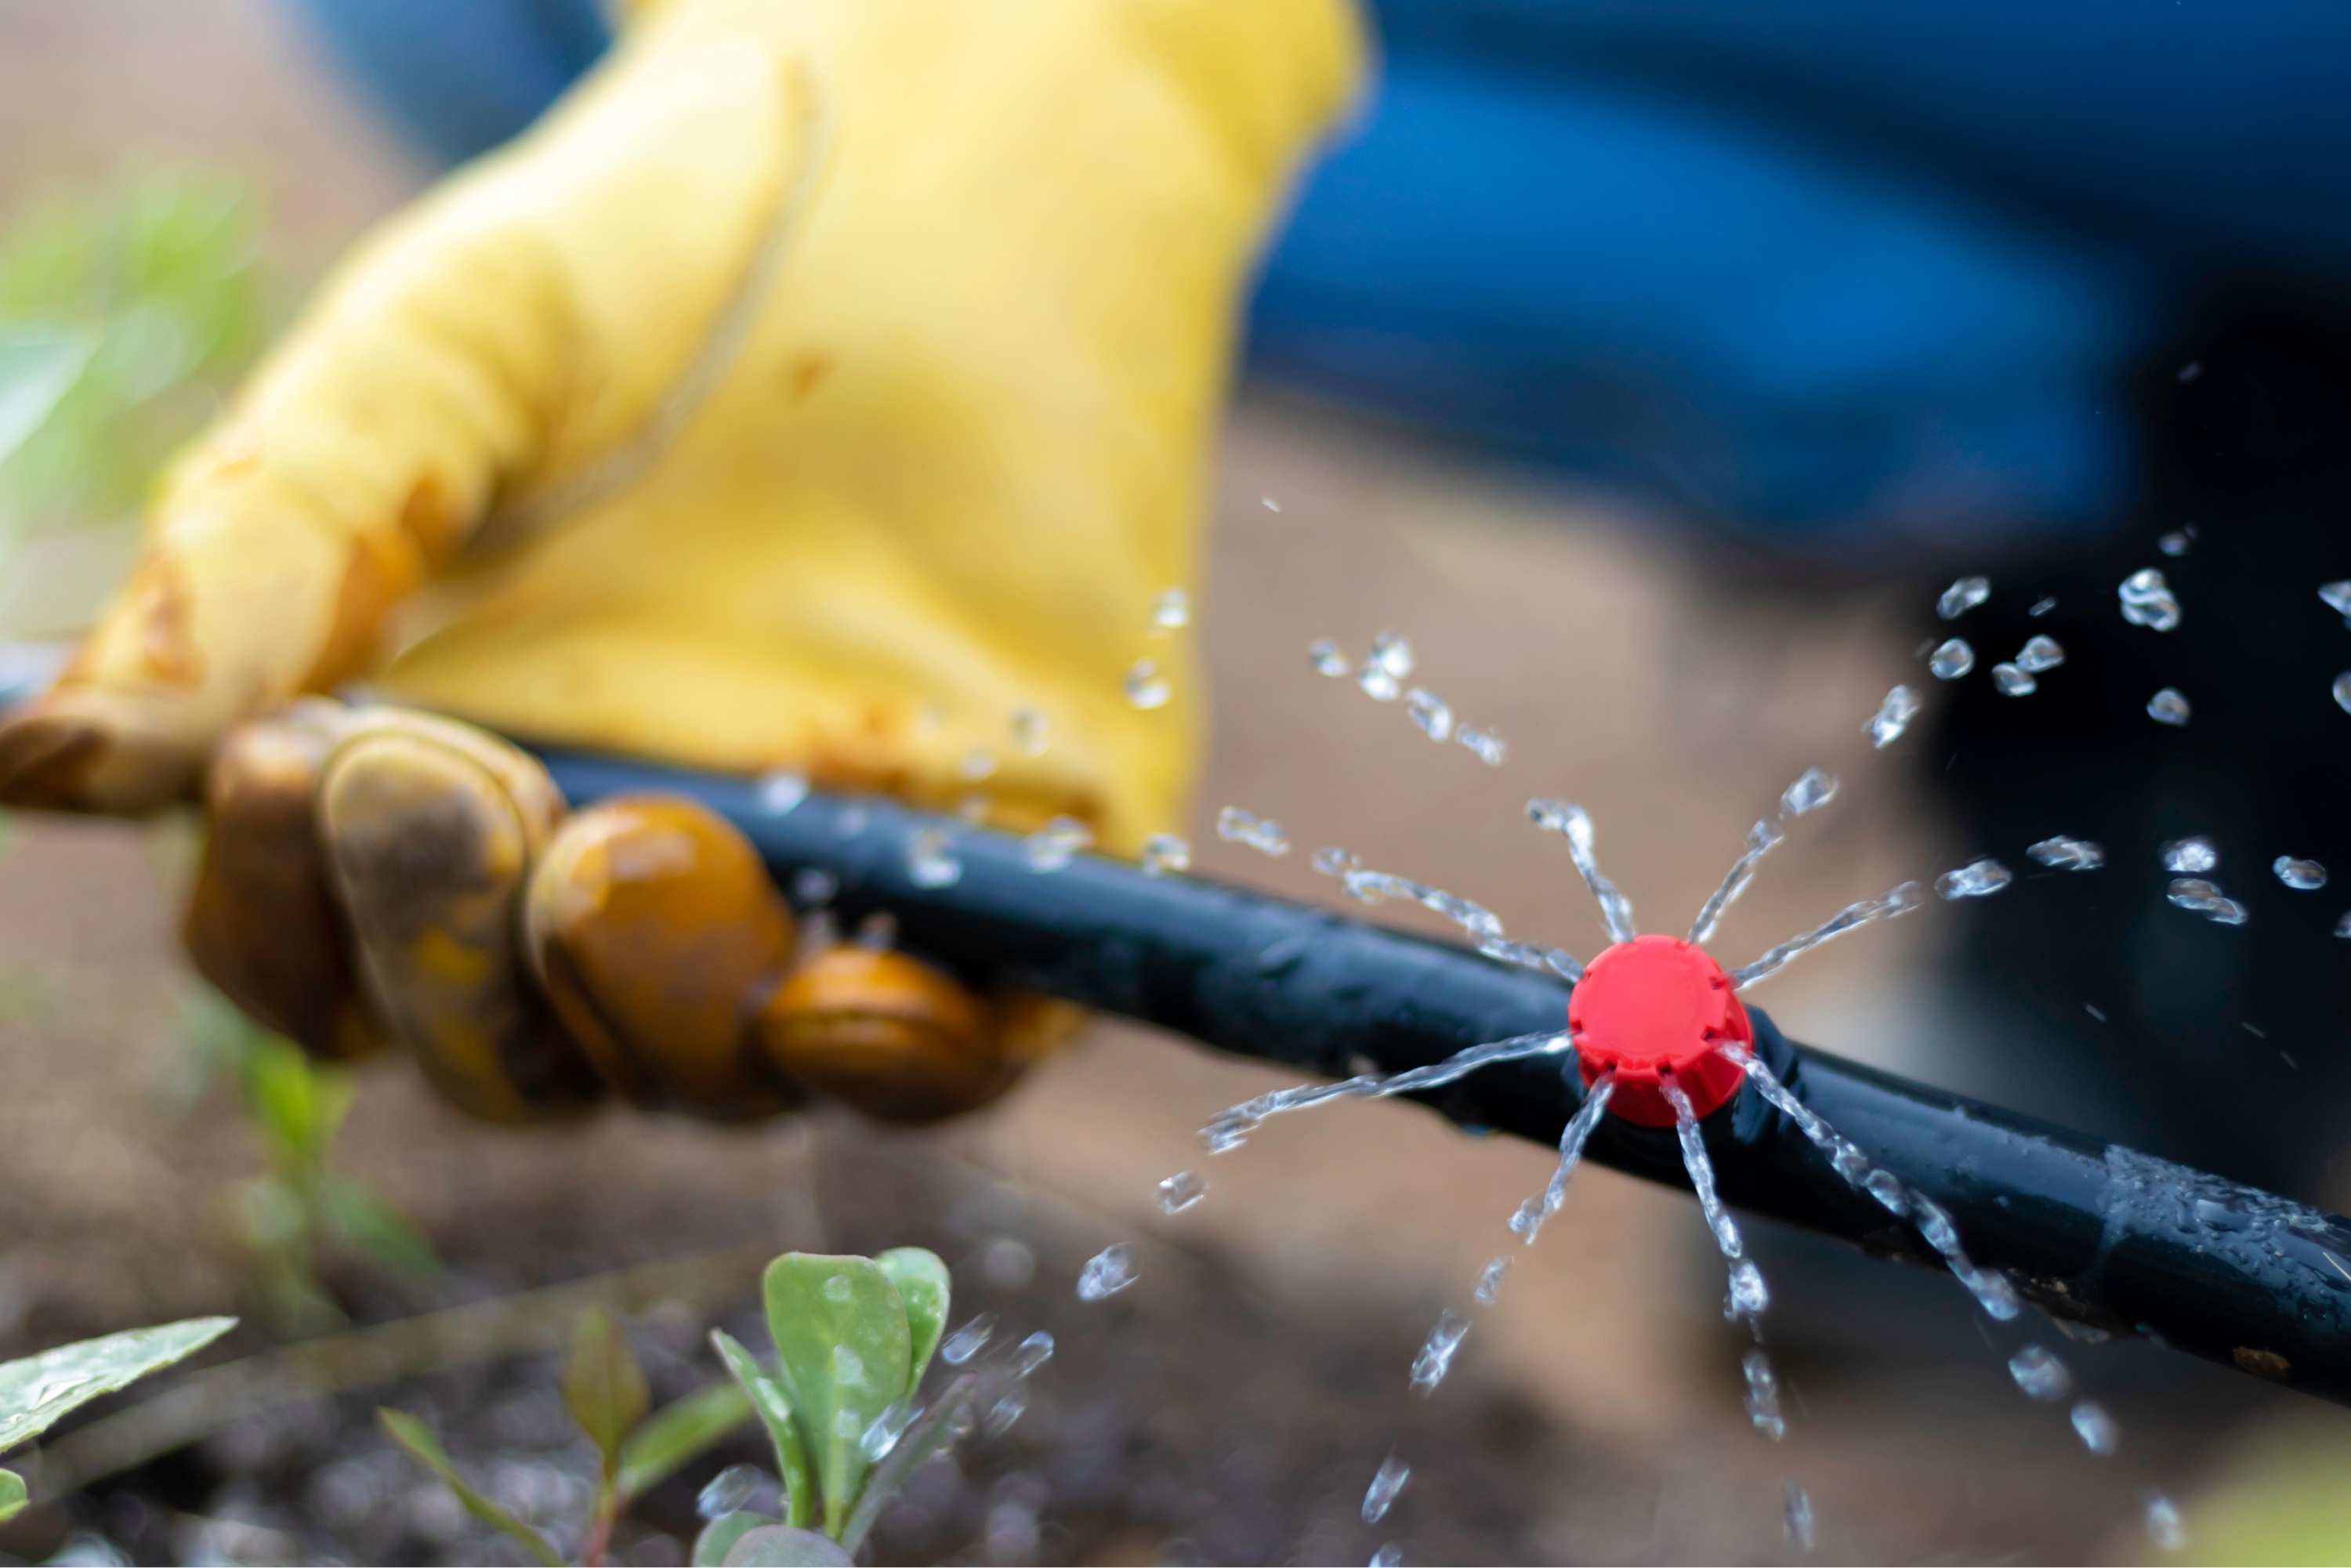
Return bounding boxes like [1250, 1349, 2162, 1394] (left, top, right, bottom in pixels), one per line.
[0, 1316, 234, 1454]
[720, 1524, 855, 1566]
[874, 1248, 951, 1388]
[317, 1177, 442, 1278]
[761, 1255, 914, 1538]
[693, 1512, 775, 1566]
[712, 1330, 815, 1531]
[615, 1381, 752, 1503]
[563, 1306, 650, 1479]
[378, 1408, 563, 1568]
[836, 1371, 980, 1557]
[0, 1466, 25, 1525]
[0, 331, 92, 469]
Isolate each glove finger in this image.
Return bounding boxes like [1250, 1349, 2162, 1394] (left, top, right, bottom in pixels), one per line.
[525, 794, 803, 1121]
[183, 699, 385, 1061]
[319, 708, 601, 1124]
[757, 946, 1080, 1125]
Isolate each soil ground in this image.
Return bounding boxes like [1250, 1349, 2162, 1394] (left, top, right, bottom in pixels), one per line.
[0, 3, 2344, 1563]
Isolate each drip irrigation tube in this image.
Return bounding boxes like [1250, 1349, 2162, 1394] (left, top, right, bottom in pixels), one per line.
[545, 751, 2351, 1406]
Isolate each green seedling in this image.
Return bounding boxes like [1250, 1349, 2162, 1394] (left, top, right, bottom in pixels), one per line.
[382, 1305, 754, 1566]
[194, 998, 441, 1334]
[697, 1247, 974, 1566]
[0, 1316, 235, 1522]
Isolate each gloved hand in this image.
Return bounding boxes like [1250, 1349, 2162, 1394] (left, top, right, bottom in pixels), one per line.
[0, 0, 1361, 1123]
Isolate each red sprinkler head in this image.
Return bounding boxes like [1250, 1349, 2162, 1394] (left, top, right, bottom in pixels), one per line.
[1568, 934, 1752, 1128]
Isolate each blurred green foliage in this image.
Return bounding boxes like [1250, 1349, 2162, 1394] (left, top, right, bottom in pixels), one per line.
[181, 985, 441, 1336]
[0, 166, 265, 528]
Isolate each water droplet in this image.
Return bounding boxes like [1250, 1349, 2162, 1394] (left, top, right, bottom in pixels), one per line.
[1743, 1349, 1787, 1440]
[1409, 1310, 1469, 1396]
[1473, 1255, 1511, 1306]
[2321, 581, 2351, 624]
[2070, 1400, 2121, 1455]
[906, 825, 962, 888]
[2120, 568, 2183, 632]
[1157, 1171, 1207, 1215]
[1151, 588, 1190, 631]
[1358, 633, 1415, 699]
[2007, 1343, 2073, 1401]
[1311, 846, 1361, 878]
[1936, 858, 2012, 900]
[1009, 1331, 1055, 1378]
[2143, 1490, 2185, 1552]
[2016, 632, 2065, 672]
[1726, 1258, 1771, 1319]
[1990, 663, 2036, 697]
[1261, 496, 1281, 512]
[1310, 638, 1349, 678]
[2029, 596, 2058, 617]
[2029, 836, 2103, 871]
[940, 1313, 996, 1366]
[2158, 531, 2192, 557]
[2168, 878, 2248, 925]
[983, 1238, 1035, 1288]
[1216, 806, 1289, 857]
[835, 803, 868, 838]
[1404, 689, 1453, 741]
[1125, 659, 1171, 710]
[1361, 1455, 1410, 1524]
[697, 1463, 771, 1521]
[854, 911, 897, 951]
[1369, 1547, 1402, 1568]
[1783, 1481, 1816, 1552]
[2337, 911, 2351, 939]
[1201, 1110, 1259, 1154]
[1141, 834, 1190, 876]
[960, 748, 998, 781]
[791, 867, 839, 907]
[1929, 639, 1975, 679]
[2275, 856, 2327, 890]
[822, 1273, 854, 1302]
[2178, 360, 2204, 382]
[1077, 1244, 1138, 1301]
[1867, 684, 1923, 748]
[758, 772, 810, 815]
[982, 1383, 1027, 1436]
[1023, 817, 1093, 872]
[1936, 576, 1991, 619]
[860, 1399, 919, 1461]
[1010, 708, 1048, 755]
[2161, 836, 2219, 874]
[1780, 768, 1838, 818]
[2334, 672, 2351, 714]
[1456, 727, 1507, 765]
[2147, 687, 2192, 726]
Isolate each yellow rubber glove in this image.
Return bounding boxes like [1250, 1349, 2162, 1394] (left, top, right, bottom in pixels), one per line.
[0, 0, 1364, 1121]
[2, 0, 1360, 851]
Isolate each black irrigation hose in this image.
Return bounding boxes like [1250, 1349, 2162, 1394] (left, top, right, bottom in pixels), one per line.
[540, 750, 2351, 1408]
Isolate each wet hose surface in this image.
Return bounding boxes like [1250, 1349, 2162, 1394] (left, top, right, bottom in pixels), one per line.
[544, 751, 2351, 1407]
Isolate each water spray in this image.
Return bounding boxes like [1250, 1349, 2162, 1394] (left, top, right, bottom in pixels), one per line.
[540, 748, 2351, 1410]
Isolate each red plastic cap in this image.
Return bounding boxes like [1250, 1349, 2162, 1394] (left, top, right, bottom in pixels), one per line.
[1568, 934, 1751, 1128]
